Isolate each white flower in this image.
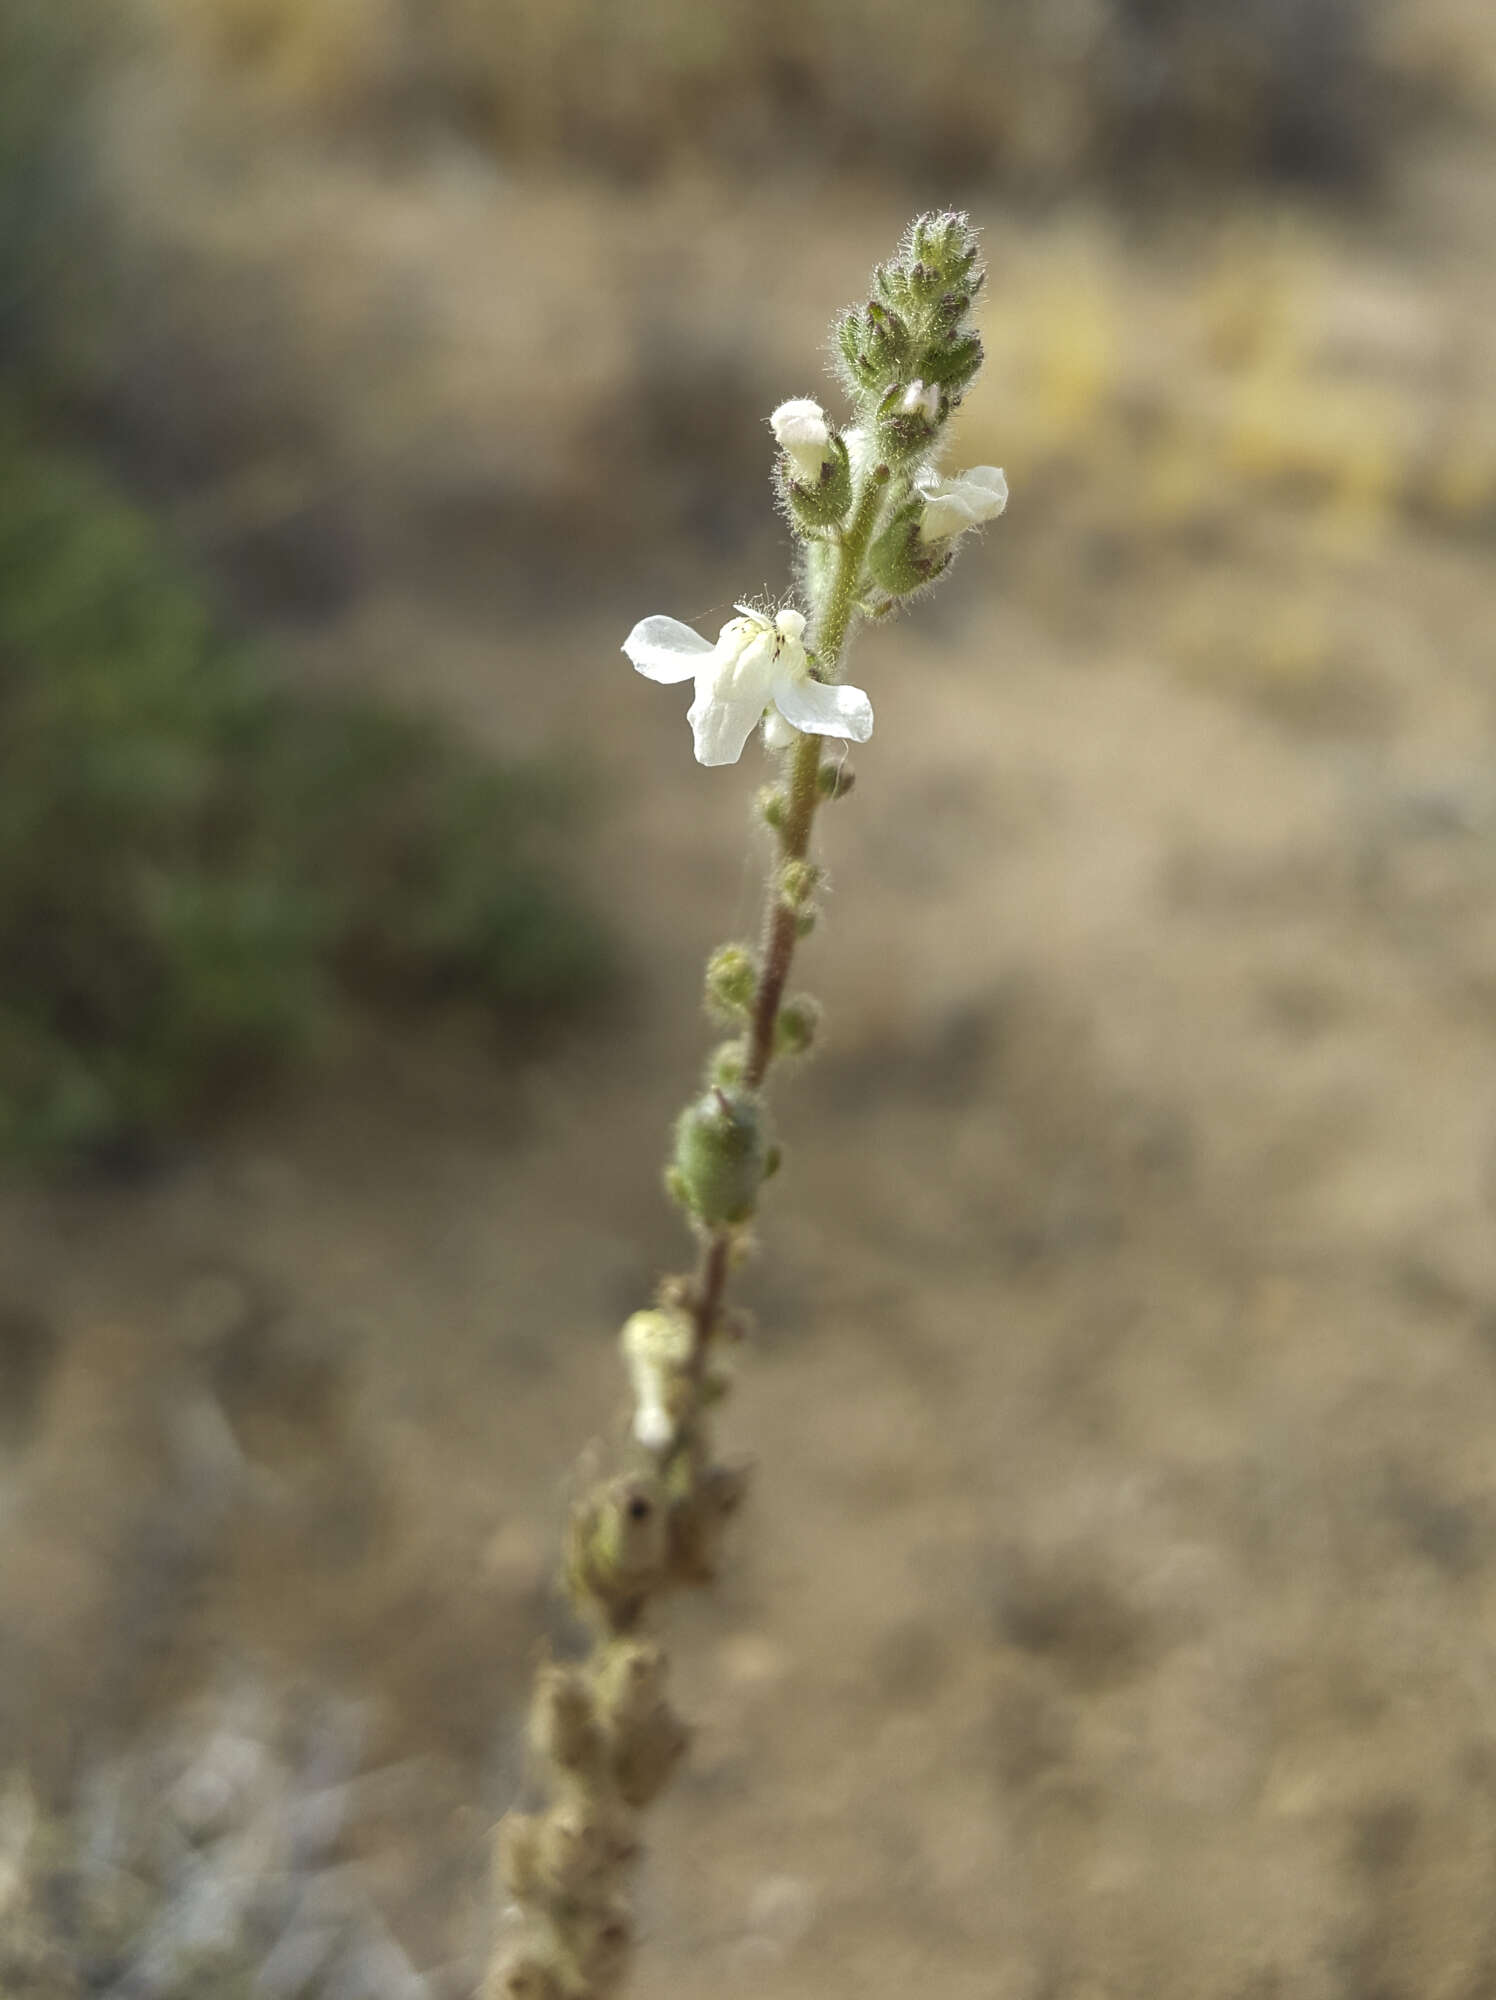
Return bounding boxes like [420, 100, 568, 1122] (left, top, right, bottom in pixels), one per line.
[770, 398, 833, 483]
[915, 464, 1008, 543]
[623, 604, 874, 768]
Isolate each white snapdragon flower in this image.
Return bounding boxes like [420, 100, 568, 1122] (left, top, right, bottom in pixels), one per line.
[624, 604, 873, 767]
[770, 398, 834, 483]
[915, 464, 1008, 543]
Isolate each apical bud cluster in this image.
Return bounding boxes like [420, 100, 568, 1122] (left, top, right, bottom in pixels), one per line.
[834, 211, 985, 456]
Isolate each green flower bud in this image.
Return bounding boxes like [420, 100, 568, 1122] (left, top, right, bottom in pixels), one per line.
[566, 1475, 668, 1628]
[874, 378, 945, 459]
[783, 431, 852, 532]
[867, 497, 952, 599]
[595, 1637, 669, 1732]
[609, 1696, 690, 1809]
[817, 760, 855, 800]
[620, 1307, 694, 1453]
[775, 994, 821, 1056]
[778, 859, 820, 913]
[704, 1037, 747, 1091]
[559, 1900, 634, 1995]
[667, 1461, 751, 1586]
[528, 1663, 602, 1774]
[704, 943, 757, 1019]
[533, 1801, 618, 1901]
[486, 1938, 566, 2000]
[671, 1088, 769, 1227]
[495, 1812, 543, 1902]
[756, 784, 787, 831]
[909, 210, 982, 288]
[919, 329, 984, 398]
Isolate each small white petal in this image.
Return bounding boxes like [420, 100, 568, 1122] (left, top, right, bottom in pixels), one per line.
[772, 672, 874, 744]
[689, 687, 770, 765]
[775, 607, 807, 642]
[623, 614, 716, 683]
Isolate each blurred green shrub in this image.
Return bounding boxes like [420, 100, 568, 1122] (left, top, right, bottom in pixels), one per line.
[0, 422, 612, 1166]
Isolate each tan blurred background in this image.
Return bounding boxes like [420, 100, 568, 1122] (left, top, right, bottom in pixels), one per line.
[2, 1, 1496, 1994]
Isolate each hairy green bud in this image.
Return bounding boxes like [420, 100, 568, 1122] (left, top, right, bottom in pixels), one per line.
[671, 1088, 769, 1227]
[566, 1474, 668, 1628]
[704, 1037, 747, 1091]
[703, 943, 757, 1019]
[817, 760, 855, 800]
[485, 1937, 566, 2000]
[836, 212, 984, 413]
[610, 1697, 690, 1808]
[756, 784, 787, 831]
[667, 1461, 751, 1586]
[776, 993, 821, 1056]
[559, 1899, 634, 1995]
[868, 497, 952, 598]
[595, 1637, 670, 1732]
[528, 1663, 602, 1774]
[783, 430, 852, 532]
[778, 859, 820, 913]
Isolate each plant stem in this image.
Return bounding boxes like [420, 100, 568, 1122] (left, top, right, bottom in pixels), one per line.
[688, 464, 886, 1340]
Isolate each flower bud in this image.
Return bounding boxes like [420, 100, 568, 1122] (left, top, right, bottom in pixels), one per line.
[486, 1938, 566, 2000]
[703, 943, 757, 1020]
[566, 1475, 668, 1628]
[533, 1800, 623, 1901]
[671, 1089, 769, 1227]
[667, 1461, 750, 1585]
[610, 1696, 690, 1809]
[817, 760, 855, 800]
[595, 1637, 669, 1731]
[910, 210, 983, 288]
[875, 379, 944, 458]
[756, 784, 787, 830]
[770, 397, 834, 484]
[867, 497, 952, 598]
[528, 1664, 602, 1775]
[619, 1308, 694, 1453]
[775, 993, 821, 1056]
[495, 1812, 543, 1902]
[560, 1898, 634, 1993]
[783, 432, 852, 532]
[778, 859, 820, 913]
[704, 1038, 747, 1091]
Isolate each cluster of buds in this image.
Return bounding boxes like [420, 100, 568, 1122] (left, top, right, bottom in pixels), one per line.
[490, 1644, 690, 2000]
[835, 211, 986, 451]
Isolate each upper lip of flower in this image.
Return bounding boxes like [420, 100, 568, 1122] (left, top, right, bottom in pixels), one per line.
[623, 606, 874, 767]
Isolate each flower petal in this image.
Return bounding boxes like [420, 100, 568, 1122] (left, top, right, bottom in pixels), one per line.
[623, 615, 715, 684]
[688, 686, 767, 766]
[772, 673, 874, 744]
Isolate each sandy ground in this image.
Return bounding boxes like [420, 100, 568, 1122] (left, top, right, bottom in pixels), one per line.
[3, 65, 1496, 2000]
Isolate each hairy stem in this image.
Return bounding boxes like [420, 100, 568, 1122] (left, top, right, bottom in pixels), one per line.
[689, 466, 886, 1338]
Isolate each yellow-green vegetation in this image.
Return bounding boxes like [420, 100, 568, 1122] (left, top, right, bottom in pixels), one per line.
[0, 422, 612, 1166]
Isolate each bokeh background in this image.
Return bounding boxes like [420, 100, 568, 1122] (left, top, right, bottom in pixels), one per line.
[3, 1, 1496, 1994]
